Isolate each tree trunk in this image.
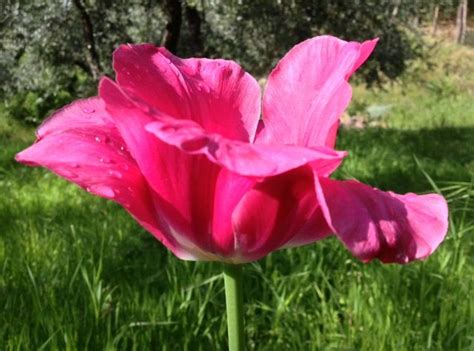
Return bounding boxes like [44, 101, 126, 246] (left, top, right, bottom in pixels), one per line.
[161, 0, 182, 54]
[185, 3, 203, 56]
[431, 4, 440, 36]
[455, 0, 468, 44]
[72, 0, 101, 80]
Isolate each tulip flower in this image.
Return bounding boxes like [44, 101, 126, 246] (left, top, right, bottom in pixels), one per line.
[16, 36, 448, 350]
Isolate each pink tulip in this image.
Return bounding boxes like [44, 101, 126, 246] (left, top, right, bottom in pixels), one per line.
[16, 36, 448, 264]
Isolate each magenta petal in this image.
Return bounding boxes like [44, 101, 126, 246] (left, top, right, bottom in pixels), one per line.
[14, 98, 185, 258]
[99, 78, 219, 256]
[146, 118, 346, 177]
[113, 44, 261, 142]
[315, 177, 449, 263]
[100, 76, 346, 178]
[211, 170, 256, 257]
[99, 77, 345, 260]
[259, 36, 377, 147]
[35, 97, 114, 138]
[232, 167, 332, 261]
[100, 77, 256, 259]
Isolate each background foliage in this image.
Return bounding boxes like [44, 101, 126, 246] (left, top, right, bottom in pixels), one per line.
[0, 0, 463, 124]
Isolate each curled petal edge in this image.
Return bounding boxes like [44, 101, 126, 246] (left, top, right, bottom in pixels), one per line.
[314, 175, 449, 264]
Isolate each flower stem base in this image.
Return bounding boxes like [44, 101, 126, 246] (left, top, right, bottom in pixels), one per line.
[223, 264, 244, 351]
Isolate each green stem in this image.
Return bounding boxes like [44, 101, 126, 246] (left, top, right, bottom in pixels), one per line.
[223, 264, 244, 351]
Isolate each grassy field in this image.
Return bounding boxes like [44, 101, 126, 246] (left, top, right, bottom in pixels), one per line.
[1, 40, 473, 350]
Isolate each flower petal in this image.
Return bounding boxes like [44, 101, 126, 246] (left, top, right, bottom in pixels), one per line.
[258, 35, 377, 147]
[35, 97, 114, 138]
[100, 77, 345, 261]
[146, 118, 346, 177]
[232, 167, 331, 261]
[315, 177, 449, 263]
[100, 76, 346, 179]
[15, 98, 186, 258]
[211, 170, 256, 258]
[99, 77, 256, 260]
[113, 44, 261, 142]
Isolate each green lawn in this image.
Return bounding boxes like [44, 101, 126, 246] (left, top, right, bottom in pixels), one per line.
[1, 41, 473, 350]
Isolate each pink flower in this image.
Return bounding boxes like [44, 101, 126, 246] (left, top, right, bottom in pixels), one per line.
[16, 36, 448, 264]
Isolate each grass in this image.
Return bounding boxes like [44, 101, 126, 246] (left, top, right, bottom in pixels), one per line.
[1, 40, 474, 350]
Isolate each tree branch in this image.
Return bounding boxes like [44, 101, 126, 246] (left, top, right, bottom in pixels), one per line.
[161, 0, 182, 53]
[72, 0, 101, 80]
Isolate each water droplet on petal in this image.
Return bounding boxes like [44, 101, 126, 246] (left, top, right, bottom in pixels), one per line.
[88, 185, 116, 198]
[83, 107, 95, 114]
[99, 157, 113, 164]
[95, 136, 102, 143]
[108, 170, 123, 179]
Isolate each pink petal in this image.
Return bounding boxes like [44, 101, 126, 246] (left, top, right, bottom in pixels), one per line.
[36, 97, 114, 138]
[315, 177, 449, 264]
[97, 78, 217, 257]
[100, 77, 347, 179]
[146, 118, 346, 177]
[113, 44, 261, 142]
[258, 36, 377, 147]
[211, 170, 256, 257]
[15, 98, 186, 258]
[232, 167, 332, 261]
[99, 77, 344, 260]
[99, 77, 256, 259]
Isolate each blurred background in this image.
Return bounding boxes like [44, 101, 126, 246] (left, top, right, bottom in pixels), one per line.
[1, 1, 473, 350]
[0, 0, 473, 124]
